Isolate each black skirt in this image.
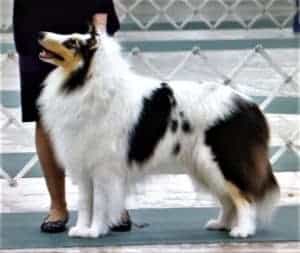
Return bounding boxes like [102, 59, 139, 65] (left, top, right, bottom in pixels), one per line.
[18, 56, 55, 122]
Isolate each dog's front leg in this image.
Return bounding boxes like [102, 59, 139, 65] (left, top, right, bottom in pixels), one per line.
[68, 174, 93, 238]
[86, 179, 110, 238]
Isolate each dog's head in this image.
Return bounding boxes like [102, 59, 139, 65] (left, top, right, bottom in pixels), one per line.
[38, 26, 99, 71]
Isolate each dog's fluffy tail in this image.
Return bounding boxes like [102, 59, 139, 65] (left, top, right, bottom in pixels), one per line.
[256, 163, 280, 224]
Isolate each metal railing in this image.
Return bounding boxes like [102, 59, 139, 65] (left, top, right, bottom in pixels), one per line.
[0, 0, 299, 186]
[1, 42, 299, 185]
[0, 0, 297, 32]
[115, 0, 296, 30]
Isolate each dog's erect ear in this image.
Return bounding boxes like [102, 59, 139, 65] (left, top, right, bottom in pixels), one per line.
[87, 24, 98, 50]
[88, 22, 96, 34]
[90, 25, 98, 38]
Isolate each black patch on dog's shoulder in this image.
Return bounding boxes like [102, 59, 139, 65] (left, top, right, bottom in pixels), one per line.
[182, 120, 193, 133]
[128, 86, 176, 165]
[205, 96, 272, 198]
[172, 142, 181, 156]
[61, 43, 96, 93]
[170, 119, 178, 133]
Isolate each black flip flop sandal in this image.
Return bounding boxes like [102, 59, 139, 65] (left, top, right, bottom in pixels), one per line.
[110, 210, 132, 232]
[40, 214, 69, 233]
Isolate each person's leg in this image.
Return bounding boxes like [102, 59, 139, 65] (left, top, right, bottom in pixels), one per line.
[35, 121, 68, 222]
[18, 56, 68, 232]
[35, 121, 68, 221]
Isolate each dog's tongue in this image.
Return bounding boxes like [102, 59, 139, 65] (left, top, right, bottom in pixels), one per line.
[40, 50, 53, 59]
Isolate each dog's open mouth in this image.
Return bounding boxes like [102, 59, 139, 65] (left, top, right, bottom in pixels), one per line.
[39, 47, 64, 61]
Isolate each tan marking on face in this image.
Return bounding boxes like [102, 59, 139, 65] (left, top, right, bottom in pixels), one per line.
[40, 39, 82, 73]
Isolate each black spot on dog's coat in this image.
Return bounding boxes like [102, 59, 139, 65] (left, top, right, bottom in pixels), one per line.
[128, 86, 176, 165]
[182, 120, 193, 133]
[205, 96, 275, 199]
[173, 142, 181, 156]
[170, 119, 178, 133]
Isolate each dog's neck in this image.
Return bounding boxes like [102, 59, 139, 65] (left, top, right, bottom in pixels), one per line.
[91, 35, 131, 82]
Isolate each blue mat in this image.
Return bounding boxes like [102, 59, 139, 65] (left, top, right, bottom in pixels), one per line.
[1, 206, 299, 249]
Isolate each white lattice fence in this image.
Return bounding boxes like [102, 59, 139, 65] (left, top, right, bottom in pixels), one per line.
[115, 0, 296, 30]
[1, 43, 299, 186]
[0, 0, 297, 31]
[0, 0, 299, 186]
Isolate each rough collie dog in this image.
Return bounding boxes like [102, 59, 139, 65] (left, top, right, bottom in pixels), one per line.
[37, 27, 279, 239]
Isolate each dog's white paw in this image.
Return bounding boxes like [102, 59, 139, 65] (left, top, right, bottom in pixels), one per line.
[68, 225, 109, 238]
[86, 226, 109, 238]
[205, 219, 229, 231]
[229, 225, 255, 238]
[68, 226, 90, 238]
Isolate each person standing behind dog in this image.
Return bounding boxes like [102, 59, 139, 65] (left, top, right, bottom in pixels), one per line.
[13, 0, 131, 233]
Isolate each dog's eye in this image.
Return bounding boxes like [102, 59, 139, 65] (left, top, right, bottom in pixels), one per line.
[63, 39, 78, 49]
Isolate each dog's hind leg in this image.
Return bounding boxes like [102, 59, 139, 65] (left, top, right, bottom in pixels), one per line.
[190, 144, 236, 231]
[226, 182, 256, 238]
[205, 195, 236, 231]
[68, 174, 93, 237]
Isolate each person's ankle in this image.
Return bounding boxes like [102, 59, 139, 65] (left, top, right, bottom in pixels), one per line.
[50, 200, 67, 211]
[47, 206, 68, 221]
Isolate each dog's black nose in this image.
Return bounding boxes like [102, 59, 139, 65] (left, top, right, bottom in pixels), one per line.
[38, 32, 45, 40]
